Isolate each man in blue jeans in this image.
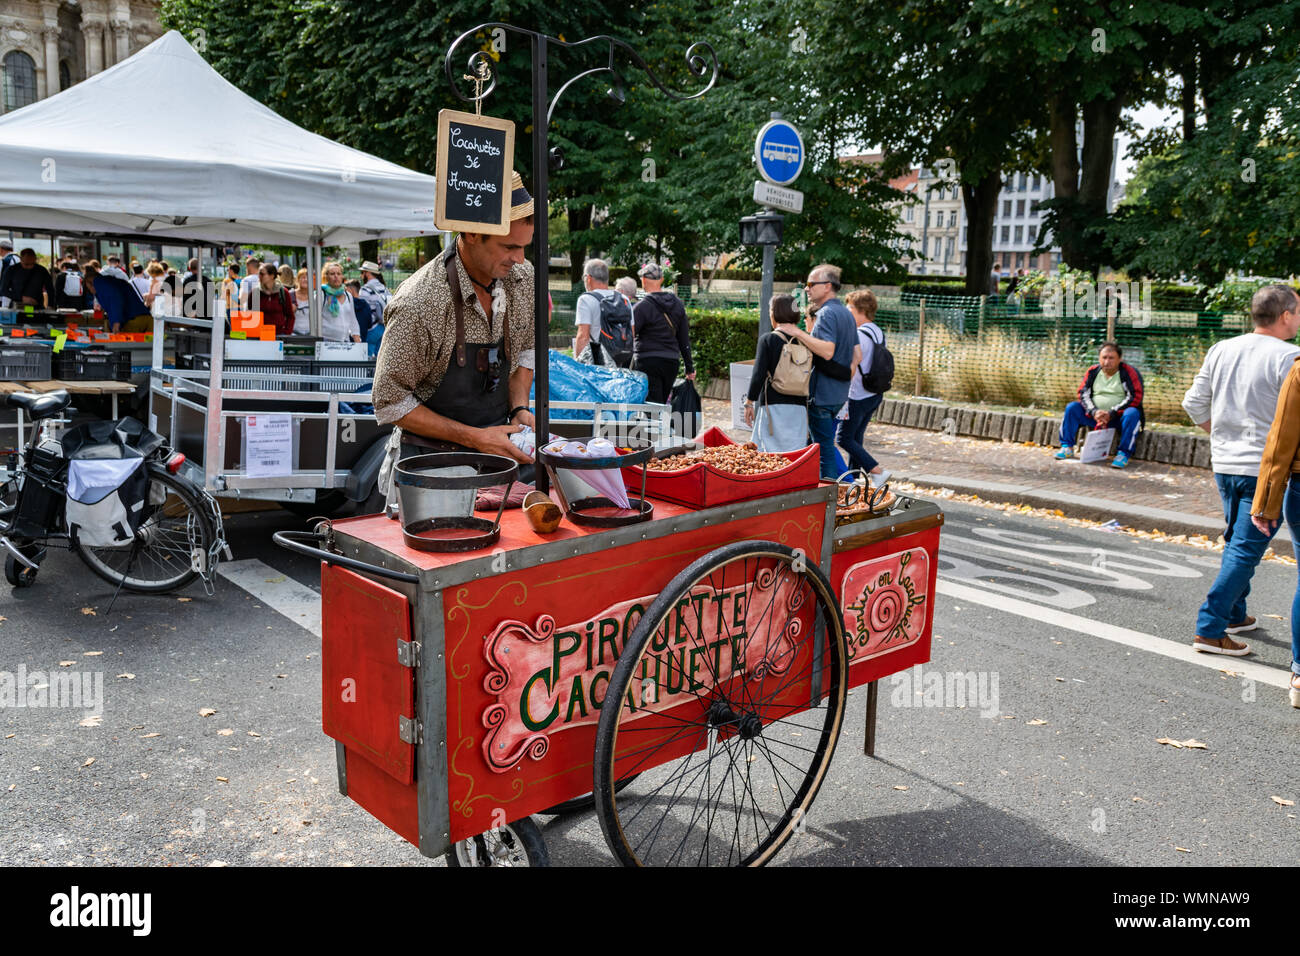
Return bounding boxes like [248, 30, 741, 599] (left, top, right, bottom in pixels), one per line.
[1182, 284, 1300, 656]
[779, 263, 859, 479]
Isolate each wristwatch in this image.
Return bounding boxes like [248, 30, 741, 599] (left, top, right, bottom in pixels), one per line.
[508, 405, 530, 423]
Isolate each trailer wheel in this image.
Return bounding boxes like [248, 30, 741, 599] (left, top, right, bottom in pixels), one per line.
[446, 816, 550, 868]
[593, 541, 848, 867]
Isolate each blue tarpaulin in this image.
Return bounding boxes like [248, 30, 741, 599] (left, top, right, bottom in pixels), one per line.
[531, 349, 649, 420]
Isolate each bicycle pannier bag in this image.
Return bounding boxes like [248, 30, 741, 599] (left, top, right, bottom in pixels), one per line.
[65, 458, 148, 548]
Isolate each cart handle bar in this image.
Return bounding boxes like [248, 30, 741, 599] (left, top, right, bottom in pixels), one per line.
[272, 530, 420, 585]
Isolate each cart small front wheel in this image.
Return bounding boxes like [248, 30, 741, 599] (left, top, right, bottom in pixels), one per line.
[445, 816, 550, 868]
[5, 551, 39, 588]
[593, 540, 848, 867]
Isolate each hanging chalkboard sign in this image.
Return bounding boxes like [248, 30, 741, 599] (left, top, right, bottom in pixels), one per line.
[435, 109, 515, 235]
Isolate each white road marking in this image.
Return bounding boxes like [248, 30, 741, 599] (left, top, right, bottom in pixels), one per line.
[217, 558, 320, 637]
[937, 579, 1293, 690]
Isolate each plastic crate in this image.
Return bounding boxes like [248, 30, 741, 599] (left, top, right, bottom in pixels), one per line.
[312, 359, 375, 393]
[622, 425, 821, 508]
[54, 347, 132, 381]
[193, 354, 314, 392]
[0, 341, 53, 381]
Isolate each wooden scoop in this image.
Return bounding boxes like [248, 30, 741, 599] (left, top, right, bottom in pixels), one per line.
[523, 490, 562, 533]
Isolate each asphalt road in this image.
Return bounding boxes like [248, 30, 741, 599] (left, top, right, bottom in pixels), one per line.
[1, 497, 1296, 867]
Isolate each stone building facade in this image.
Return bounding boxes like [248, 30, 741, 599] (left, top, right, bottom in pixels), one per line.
[1, 0, 162, 113]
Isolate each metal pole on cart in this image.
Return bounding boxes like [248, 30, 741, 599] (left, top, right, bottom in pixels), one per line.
[445, 25, 719, 493]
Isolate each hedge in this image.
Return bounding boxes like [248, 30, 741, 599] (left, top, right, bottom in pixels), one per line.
[686, 307, 761, 384]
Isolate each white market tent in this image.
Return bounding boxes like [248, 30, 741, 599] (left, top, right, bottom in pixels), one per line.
[0, 29, 439, 248]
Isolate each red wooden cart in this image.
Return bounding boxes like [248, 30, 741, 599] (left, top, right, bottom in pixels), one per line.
[278, 468, 942, 867]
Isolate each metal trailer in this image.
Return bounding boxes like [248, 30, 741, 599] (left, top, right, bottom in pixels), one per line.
[146, 312, 680, 510]
[278, 481, 943, 867]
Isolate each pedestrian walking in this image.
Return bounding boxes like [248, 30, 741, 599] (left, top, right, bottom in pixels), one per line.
[1184, 284, 1300, 659]
[743, 294, 811, 452]
[838, 288, 889, 481]
[631, 263, 693, 404]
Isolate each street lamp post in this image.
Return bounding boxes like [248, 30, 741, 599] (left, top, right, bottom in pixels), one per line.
[739, 211, 785, 336]
[445, 26, 718, 491]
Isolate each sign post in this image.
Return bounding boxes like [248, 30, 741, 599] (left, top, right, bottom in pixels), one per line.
[745, 114, 805, 337]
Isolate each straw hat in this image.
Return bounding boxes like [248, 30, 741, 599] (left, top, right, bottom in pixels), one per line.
[508, 171, 534, 221]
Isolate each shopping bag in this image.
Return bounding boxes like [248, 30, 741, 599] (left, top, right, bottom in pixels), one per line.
[670, 378, 702, 439]
[1079, 426, 1114, 464]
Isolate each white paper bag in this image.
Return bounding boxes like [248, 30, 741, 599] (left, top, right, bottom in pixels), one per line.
[1079, 427, 1113, 464]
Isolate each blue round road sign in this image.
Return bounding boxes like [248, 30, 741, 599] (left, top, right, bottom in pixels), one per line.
[754, 120, 804, 186]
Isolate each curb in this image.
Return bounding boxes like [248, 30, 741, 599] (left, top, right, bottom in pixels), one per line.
[900, 473, 1295, 559]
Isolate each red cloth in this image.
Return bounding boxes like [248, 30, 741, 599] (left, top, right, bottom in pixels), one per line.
[475, 483, 534, 511]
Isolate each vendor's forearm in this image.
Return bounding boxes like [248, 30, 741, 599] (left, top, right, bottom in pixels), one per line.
[393, 404, 483, 449]
[509, 366, 533, 416]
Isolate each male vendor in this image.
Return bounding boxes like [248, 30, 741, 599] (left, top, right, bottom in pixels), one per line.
[373, 172, 537, 465]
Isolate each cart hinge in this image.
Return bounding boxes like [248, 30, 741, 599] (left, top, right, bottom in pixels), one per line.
[398, 715, 422, 745]
[396, 639, 420, 668]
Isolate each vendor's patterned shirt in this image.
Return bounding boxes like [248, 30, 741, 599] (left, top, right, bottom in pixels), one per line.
[372, 252, 535, 425]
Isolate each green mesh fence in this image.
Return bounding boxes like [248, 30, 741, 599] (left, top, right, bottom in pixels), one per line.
[877, 293, 1246, 424]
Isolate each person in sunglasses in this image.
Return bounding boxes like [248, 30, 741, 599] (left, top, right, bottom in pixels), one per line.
[373, 171, 537, 465]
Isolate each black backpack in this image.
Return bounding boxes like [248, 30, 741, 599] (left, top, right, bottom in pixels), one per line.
[584, 291, 634, 363]
[859, 323, 894, 394]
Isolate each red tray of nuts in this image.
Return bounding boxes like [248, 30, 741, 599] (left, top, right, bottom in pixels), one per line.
[621, 426, 821, 508]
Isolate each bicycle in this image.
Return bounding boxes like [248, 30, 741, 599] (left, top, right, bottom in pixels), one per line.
[0, 389, 228, 593]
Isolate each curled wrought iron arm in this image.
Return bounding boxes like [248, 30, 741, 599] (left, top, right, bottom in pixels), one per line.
[444, 23, 718, 119]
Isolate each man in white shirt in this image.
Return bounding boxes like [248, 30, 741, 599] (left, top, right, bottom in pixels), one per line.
[1183, 283, 1300, 657]
[574, 257, 630, 367]
[238, 255, 261, 310]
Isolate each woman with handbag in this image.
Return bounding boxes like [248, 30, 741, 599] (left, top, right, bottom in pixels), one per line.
[631, 263, 694, 404]
[743, 295, 811, 452]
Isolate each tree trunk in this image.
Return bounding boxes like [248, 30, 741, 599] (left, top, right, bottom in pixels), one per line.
[961, 170, 1000, 296]
[1078, 95, 1123, 274]
[1048, 94, 1080, 265]
[1180, 60, 1196, 141]
[567, 204, 592, 283]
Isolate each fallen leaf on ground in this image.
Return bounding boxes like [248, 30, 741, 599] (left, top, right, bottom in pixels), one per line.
[1054, 677, 1065, 682]
[58, 661, 75, 667]
[217, 729, 234, 736]
[1027, 719, 1048, 726]
[247, 731, 261, 738]
[80, 607, 96, 616]
[78, 716, 102, 727]
[82, 758, 94, 767]
[1156, 737, 1207, 749]
[893, 785, 909, 791]
[139, 733, 161, 738]
[4, 734, 13, 739]
[1271, 796, 1295, 807]
[116, 673, 134, 680]
[84, 651, 103, 657]
[216, 776, 228, 783]
[7, 784, 13, 791]
[177, 597, 192, 603]
[1175, 846, 1191, 853]
[198, 708, 217, 717]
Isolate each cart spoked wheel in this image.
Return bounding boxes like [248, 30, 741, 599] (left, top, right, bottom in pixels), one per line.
[593, 541, 848, 867]
[446, 816, 550, 868]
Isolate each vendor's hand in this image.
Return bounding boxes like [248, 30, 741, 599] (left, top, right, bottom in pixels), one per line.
[511, 409, 536, 430]
[743, 403, 754, 427]
[476, 423, 531, 463]
[1252, 515, 1277, 536]
[1094, 410, 1111, 426]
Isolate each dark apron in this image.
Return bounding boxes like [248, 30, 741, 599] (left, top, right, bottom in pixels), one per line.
[399, 250, 531, 481]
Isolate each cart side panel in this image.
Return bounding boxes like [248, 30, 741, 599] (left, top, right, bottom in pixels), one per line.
[321, 565, 416, 783]
[831, 522, 941, 689]
[441, 502, 828, 843]
[342, 748, 420, 846]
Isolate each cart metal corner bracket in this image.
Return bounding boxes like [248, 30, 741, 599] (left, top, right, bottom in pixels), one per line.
[397, 639, 420, 668]
[398, 715, 422, 745]
[335, 740, 349, 797]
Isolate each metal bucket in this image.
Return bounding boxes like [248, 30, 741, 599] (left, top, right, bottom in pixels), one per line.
[393, 453, 517, 552]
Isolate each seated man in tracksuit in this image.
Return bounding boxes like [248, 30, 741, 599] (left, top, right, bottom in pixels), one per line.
[1054, 341, 1144, 468]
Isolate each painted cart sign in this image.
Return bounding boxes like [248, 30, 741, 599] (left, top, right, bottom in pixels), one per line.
[840, 547, 930, 662]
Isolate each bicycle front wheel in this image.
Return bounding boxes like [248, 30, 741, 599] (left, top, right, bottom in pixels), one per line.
[593, 541, 848, 867]
[75, 465, 217, 594]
